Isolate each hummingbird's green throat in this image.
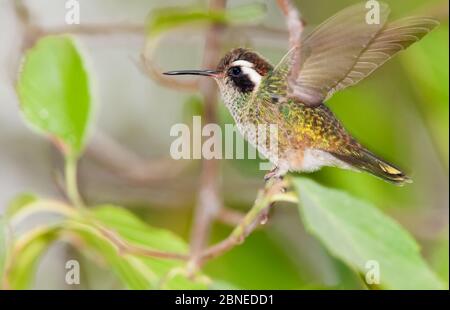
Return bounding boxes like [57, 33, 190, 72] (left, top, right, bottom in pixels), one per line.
[164, 3, 438, 185]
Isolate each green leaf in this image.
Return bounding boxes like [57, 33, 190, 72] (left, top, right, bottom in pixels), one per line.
[65, 220, 156, 289]
[6, 226, 60, 289]
[292, 177, 444, 290]
[147, 3, 266, 38]
[92, 205, 188, 253]
[17, 35, 92, 157]
[68, 205, 207, 289]
[430, 230, 449, 287]
[3, 202, 207, 289]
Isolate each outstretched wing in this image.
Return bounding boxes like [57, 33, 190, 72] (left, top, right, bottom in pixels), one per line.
[293, 2, 390, 105]
[258, 2, 439, 106]
[321, 16, 440, 101]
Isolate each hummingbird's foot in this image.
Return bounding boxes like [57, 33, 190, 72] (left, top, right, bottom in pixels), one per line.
[264, 167, 284, 182]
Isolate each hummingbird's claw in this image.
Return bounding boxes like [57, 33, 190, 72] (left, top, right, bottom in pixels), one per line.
[264, 167, 284, 183]
[264, 172, 275, 182]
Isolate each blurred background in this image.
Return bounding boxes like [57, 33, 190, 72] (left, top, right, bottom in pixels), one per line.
[0, 0, 448, 289]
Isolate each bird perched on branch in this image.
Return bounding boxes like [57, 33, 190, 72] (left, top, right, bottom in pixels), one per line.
[165, 3, 439, 185]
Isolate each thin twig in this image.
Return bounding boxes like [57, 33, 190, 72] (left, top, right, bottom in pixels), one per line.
[276, 0, 303, 80]
[85, 131, 189, 184]
[140, 50, 199, 92]
[216, 207, 245, 226]
[41, 23, 145, 36]
[96, 225, 188, 261]
[65, 156, 85, 208]
[276, 0, 303, 48]
[188, 0, 226, 267]
[199, 179, 294, 265]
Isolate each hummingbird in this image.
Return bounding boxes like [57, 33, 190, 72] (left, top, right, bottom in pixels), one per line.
[164, 3, 438, 185]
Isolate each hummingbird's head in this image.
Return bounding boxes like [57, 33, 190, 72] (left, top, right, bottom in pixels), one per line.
[164, 48, 273, 105]
[214, 48, 273, 94]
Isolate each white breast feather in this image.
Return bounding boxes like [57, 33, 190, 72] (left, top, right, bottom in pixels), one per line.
[301, 149, 352, 172]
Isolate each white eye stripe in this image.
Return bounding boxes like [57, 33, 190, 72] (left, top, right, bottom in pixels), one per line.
[231, 60, 254, 68]
[241, 66, 262, 88]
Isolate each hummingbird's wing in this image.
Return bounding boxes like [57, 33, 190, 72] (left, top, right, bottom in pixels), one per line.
[267, 3, 439, 106]
[320, 16, 440, 102]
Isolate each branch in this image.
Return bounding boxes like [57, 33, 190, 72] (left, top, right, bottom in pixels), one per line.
[276, 0, 304, 78]
[40, 23, 145, 36]
[96, 224, 188, 261]
[198, 179, 297, 265]
[216, 207, 245, 226]
[188, 0, 226, 266]
[140, 50, 199, 92]
[141, 29, 200, 92]
[85, 131, 189, 184]
[276, 0, 303, 47]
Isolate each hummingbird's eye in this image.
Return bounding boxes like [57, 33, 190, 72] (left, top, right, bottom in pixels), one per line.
[229, 66, 242, 77]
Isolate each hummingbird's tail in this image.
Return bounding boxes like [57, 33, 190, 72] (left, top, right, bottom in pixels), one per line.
[332, 149, 412, 186]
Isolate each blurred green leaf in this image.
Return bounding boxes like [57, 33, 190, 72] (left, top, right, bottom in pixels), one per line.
[321, 256, 368, 289]
[292, 177, 444, 289]
[5, 202, 209, 289]
[7, 226, 60, 289]
[430, 229, 449, 287]
[3, 197, 75, 289]
[147, 3, 266, 38]
[68, 205, 207, 289]
[65, 220, 156, 289]
[91, 205, 188, 253]
[17, 35, 92, 157]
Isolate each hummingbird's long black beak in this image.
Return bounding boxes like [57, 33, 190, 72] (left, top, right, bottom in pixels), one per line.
[163, 70, 219, 77]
